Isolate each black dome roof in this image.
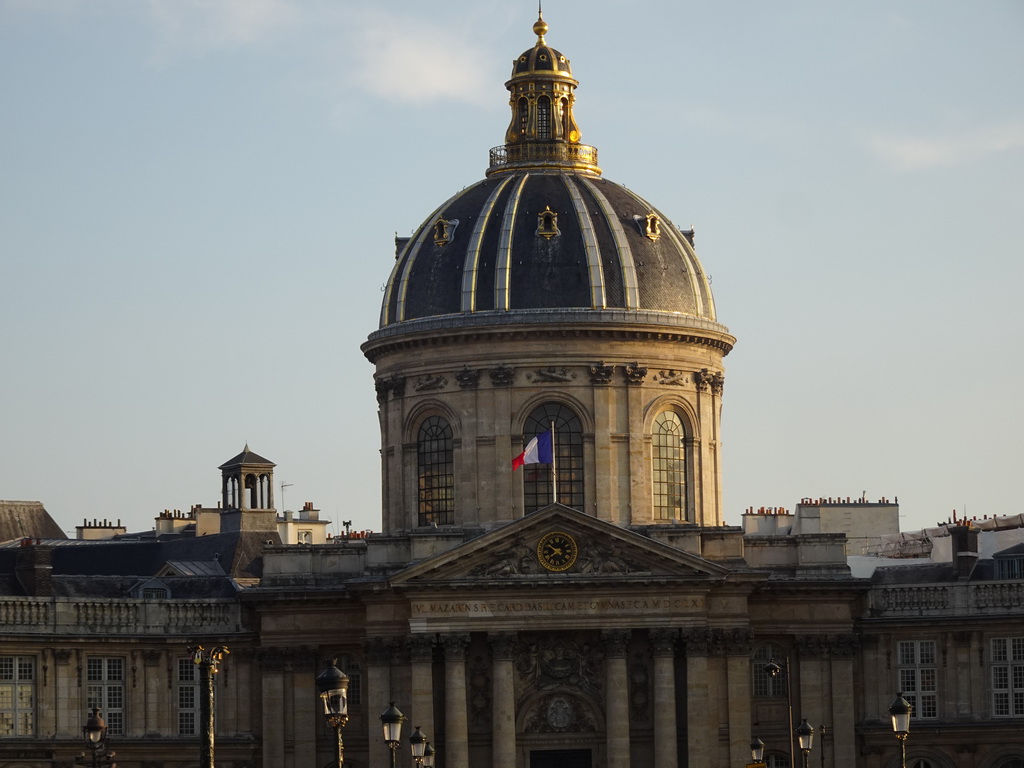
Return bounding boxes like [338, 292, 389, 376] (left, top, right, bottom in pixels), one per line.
[378, 171, 719, 328]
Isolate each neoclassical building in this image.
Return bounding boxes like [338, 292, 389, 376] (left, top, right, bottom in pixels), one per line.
[1, 13, 1023, 768]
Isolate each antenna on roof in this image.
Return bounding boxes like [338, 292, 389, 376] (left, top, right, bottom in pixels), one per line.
[280, 482, 293, 512]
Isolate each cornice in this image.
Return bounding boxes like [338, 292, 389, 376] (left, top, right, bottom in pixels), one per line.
[363, 315, 735, 363]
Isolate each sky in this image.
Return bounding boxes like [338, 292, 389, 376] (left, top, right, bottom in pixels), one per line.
[2, 0, 1022, 538]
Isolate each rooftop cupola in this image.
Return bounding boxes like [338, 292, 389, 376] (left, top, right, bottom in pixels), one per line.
[488, 13, 600, 176]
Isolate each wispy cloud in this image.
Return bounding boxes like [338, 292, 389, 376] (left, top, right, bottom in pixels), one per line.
[868, 123, 1024, 170]
[342, 9, 495, 106]
[146, 0, 301, 60]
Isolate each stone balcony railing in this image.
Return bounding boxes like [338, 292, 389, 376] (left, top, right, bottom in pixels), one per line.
[0, 597, 244, 635]
[870, 580, 1024, 617]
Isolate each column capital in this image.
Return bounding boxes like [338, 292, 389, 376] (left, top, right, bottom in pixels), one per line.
[364, 636, 398, 666]
[795, 633, 859, 658]
[489, 632, 518, 661]
[441, 632, 471, 662]
[649, 628, 679, 657]
[409, 633, 437, 663]
[602, 628, 632, 656]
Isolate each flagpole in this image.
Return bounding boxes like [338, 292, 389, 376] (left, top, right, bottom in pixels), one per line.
[549, 421, 557, 505]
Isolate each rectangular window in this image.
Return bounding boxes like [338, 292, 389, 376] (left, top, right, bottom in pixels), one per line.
[992, 637, 1024, 717]
[87, 658, 124, 735]
[897, 640, 937, 719]
[177, 658, 199, 736]
[0, 656, 35, 737]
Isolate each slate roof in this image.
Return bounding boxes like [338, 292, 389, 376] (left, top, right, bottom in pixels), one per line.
[218, 445, 275, 469]
[0, 501, 67, 542]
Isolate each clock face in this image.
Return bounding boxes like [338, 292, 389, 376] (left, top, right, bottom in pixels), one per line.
[537, 531, 578, 572]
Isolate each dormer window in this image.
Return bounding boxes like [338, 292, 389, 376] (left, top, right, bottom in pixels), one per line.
[537, 206, 559, 239]
[645, 213, 661, 241]
[997, 556, 1024, 579]
[433, 218, 459, 246]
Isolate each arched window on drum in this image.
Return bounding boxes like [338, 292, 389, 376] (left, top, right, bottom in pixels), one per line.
[417, 415, 454, 526]
[652, 410, 688, 521]
[522, 403, 584, 514]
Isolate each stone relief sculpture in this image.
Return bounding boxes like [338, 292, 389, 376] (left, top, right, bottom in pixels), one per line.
[516, 636, 600, 697]
[528, 367, 574, 383]
[413, 374, 448, 392]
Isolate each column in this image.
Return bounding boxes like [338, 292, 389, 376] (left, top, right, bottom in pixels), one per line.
[260, 650, 286, 768]
[409, 634, 436, 743]
[442, 634, 470, 768]
[491, 633, 518, 768]
[683, 629, 712, 768]
[291, 650, 317, 768]
[725, 631, 754, 768]
[650, 629, 678, 768]
[828, 637, 858, 768]
[603, 629, 631, 768]
[365, 638, 395, 768]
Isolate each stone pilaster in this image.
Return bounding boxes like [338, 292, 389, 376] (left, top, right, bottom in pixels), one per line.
[650, 629, 678, 768]
[682, 629, 712, 768]
[290, 649, 317, 768]
[491, 633, 518, 768]
[409, 634, 436, 743]
[441, 633, 471, 768]
[365, 637, 395, 768]
[260, 649, 286, 768]
[603, 629, 631, 768]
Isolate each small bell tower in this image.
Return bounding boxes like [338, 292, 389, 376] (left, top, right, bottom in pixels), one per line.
[218, 445, 277, 533]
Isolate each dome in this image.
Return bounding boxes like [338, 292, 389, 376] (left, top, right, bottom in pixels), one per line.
[509, 16, 573, 80]
[378, 172, 717, 325]
[367, 15, 732, 353]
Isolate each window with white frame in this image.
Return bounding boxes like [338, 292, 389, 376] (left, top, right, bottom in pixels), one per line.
[897, 640, 937, 719]
[87, 658, 124, 735]
[177, 658, 199, 736]
[991, 637, 1024, 717]
[0, 656, 34, 737]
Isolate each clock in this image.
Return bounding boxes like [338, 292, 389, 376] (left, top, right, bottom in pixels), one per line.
[537, 531, 578, 572]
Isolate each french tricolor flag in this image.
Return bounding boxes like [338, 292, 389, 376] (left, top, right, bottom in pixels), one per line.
[512, 431, 554, 470]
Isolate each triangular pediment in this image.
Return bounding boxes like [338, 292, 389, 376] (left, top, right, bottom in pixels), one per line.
[391, 505, 731, 587]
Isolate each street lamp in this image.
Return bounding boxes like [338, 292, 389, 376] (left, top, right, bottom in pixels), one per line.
[796, 719, 814, 768]
[423, 742, 436, 768]
[75, 708, 117, 767]
[888, 692, 912, 768]
[315, 658, 350, 768]
[766, 656, 796, 768]
[410, 726, 427, 766]
[380, 701, 406, 768]
[750, 737, 766, 763]
[187, 645, 229, 768]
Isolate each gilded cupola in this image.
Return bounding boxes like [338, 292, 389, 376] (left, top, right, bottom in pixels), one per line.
[491, 13, 596, 176]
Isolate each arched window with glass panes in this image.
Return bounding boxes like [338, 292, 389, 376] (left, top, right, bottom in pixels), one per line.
[417, 415, 454, 526]
[652, 410, 688, 521]
[752, 643, 788, 698]
[522, 403, 584, 514]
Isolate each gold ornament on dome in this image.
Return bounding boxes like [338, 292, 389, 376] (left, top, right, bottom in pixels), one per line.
[536, 206, 560, 239]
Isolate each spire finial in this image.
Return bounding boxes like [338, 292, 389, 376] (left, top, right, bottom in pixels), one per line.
[533, 4, 548, 44]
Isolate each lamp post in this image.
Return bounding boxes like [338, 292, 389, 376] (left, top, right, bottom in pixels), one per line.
[75, 708, 117, 768]
[380, 701, 406, 768]
[423, 742, 436, 768]
[315, 658, 350, 768]
[766, 656, 796, 768]
[187, 645, 229, 768]
[750, 737, 766, 765]
[410, 726, 427, 766]
[888, 692, 912, 768]
[819, 725, 827, 768]
[796, 719, 814, 768]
